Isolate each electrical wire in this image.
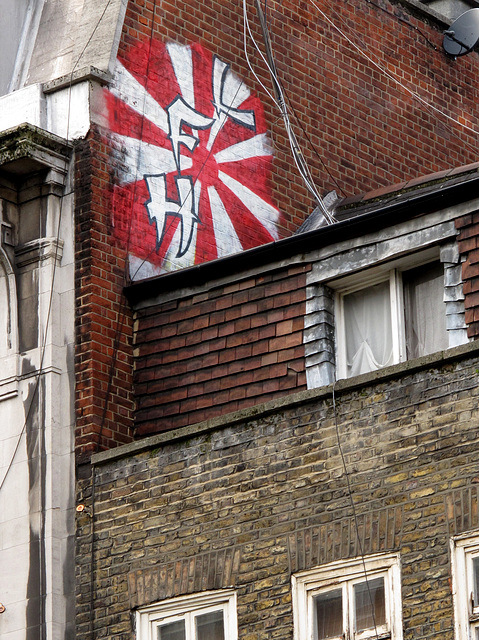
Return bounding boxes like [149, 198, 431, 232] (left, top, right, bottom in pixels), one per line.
[311, 0, 479, 140]
[284, 91, 347, 197]
[243, 0, 336, 223]
[332, 383, 381, 640]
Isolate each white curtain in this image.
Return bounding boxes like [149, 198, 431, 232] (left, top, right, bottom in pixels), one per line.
[344, 281, 393, 377]
[403, 262, 448, 359]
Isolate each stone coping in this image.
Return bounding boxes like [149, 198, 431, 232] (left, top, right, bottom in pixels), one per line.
[42, 66, 112, 93]
[92, 339, 479, 466]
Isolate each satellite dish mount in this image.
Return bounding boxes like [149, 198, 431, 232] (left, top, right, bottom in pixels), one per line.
[443, 8, 479, 58]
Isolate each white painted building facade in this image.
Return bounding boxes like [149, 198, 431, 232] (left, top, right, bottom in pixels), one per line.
[0, 2, 127, 638]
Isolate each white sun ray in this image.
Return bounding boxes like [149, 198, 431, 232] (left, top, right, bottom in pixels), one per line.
[218, 170, 280, 240]
[214, 133, 272, 164]
[207, 185, 243, 258]
[110, 132, 192, 184]
[206, 64, 253, 152]
[222, 69, 251, 109]
[167, 42, 195, 109]
[161, 180, 202, 273]
[111, 60, 169, 133]
[129, 254, 162, 281]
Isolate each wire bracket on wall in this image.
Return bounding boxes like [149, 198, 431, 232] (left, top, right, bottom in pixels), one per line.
[443, 9, 479, 58]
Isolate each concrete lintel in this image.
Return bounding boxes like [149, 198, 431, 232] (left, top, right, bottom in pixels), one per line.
[92, 339, 479, 466]
[0, 123, 72, 178]
[396, 0, 450, 25]
[42, 65, 112, 94]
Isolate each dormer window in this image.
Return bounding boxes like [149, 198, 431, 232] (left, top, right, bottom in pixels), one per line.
[334, 260, 449, 379]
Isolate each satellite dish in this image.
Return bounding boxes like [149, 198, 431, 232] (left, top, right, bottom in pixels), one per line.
[443, 8, 479, 57]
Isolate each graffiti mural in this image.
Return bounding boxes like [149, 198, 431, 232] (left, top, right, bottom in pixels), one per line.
[105, 40, 280, 278]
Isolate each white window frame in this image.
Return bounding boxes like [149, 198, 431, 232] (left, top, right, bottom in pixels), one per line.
[335, 269, 406, 380]
[136, 589, 238, 640]
[292, 553, 403, 640]
[451, 533, 479, 640]
[331, 249, 451, 379]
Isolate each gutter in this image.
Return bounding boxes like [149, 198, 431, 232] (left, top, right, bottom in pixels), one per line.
[125, 169, 479, 307]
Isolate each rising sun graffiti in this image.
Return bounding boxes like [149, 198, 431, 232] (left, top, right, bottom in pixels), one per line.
[105, 40, 281, 279]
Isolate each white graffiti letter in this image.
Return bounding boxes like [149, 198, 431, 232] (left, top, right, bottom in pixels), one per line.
[212, 57, 256, 128]
[167, 96, 213, 172]
[207, 57, 256, 151]
[145, 174, 199, 258]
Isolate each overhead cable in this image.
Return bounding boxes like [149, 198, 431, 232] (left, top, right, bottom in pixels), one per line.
[332, 384, 381, 640]
[244, 0, 336, 223]
[311, 0, 479, 140]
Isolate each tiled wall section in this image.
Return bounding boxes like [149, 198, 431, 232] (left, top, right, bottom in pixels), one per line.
[133, 265, 309, 435]
[456, 212, 479, 338]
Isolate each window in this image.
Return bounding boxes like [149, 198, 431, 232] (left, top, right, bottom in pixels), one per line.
[334, 260, 449, 379]
[136, 590, 238, 640]
[292, 553, 403, 640]
[451, 533, 479, 640]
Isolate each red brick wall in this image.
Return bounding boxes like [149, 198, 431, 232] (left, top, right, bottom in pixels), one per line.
[75, 0, 479, 455]
[133, 265, 309, 435]
[116, 0, 479, 237]
[74, 129, 135, 462]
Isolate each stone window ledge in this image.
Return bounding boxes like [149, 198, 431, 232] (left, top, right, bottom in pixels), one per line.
[92, 339, 479, 466]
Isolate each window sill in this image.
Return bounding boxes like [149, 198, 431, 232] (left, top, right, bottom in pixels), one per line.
[334, 339, 478, 391]
[92, 339, 479, 466]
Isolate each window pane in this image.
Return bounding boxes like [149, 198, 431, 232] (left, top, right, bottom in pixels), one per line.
[196, 610, 225, 640]
[158, 620, 186, 640]
[344, 281, 393, 377]
[314, 589, 343, 639]
[354, 577, 386, 632]
[473, 557, 479, 606]
[403, 262, 448, 360]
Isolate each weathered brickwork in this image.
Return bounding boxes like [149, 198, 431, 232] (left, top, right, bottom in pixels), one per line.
[116, 0, 479, 237]
[72, 0, 479, 454]
[456, 211, 479, 338]
[74, 128, 135, 461]
[76, 347, 479, 640]
[133, 265, 309, 436]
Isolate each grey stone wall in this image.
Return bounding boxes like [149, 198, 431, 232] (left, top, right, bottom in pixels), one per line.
[76, 344, 479, 640]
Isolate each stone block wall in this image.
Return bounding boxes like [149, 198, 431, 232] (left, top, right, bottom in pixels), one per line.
[75, 345, 479, 640]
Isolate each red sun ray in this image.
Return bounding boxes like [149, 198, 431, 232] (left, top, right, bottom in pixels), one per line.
[106, 40, 280, 275]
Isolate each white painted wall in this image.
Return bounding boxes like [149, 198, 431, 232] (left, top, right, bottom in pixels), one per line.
[0, 1, 128, 636]
[0, 174, 76, 640]
[0, 0, 31, 95]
